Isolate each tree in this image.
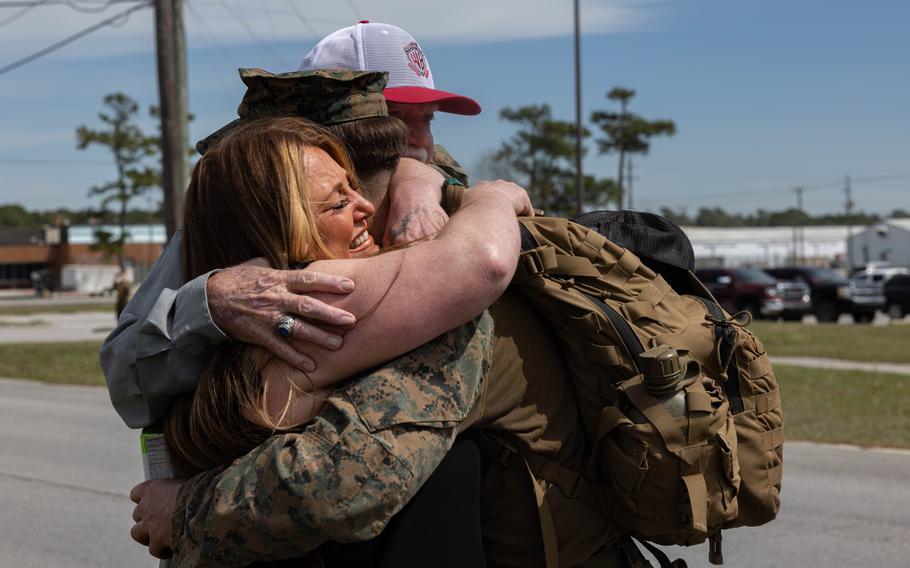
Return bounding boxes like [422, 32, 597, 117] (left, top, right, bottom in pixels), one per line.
[493, 104, 615, 217]
[77, 93, 160, 270]
[659, 206, 693, 226]
[590, 87, 676, 209]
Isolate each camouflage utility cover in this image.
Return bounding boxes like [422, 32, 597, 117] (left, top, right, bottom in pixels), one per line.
[196, 68, 390, 155]
[170, 314, 493, 567]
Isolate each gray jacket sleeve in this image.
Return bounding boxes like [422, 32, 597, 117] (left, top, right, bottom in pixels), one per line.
[100, 230, 228, 428]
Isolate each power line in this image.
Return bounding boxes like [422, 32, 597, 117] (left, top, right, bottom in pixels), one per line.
[0, 3, 31, 29]
[258, 0, 277, 39]
[184, 0, 240, 71]
[343, 0, 360, 19]
[0, 0, 140, 8]
[214, 0, 287, 68]
[283, 0, 318, 39]
[0, 0, 151, 76]
[636, 179, 841, 205]
[0, 158, 111, 165]
[61, 0, 132, 14]
[634, 170, 910, 206]
[633, 162, 834, 181]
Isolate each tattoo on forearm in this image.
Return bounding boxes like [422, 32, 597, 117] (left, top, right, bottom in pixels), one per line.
[389, 207, 424, 241]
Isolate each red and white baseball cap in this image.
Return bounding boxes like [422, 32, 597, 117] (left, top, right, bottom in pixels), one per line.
[298, 21, 481, 116]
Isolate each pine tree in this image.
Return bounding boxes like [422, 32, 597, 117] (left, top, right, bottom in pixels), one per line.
[76, 93, 160, 270]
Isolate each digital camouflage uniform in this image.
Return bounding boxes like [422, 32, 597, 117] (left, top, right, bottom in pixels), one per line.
[171, 314, 493, 567]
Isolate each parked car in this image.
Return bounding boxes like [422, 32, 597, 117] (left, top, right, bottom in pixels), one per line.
[764, 266, 863, 323]
[696, 267, 812, 320]
[847, 266, 909, 322]
[884, 274, 910, 319]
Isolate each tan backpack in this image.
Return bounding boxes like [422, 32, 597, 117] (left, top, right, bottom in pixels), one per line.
[508, 216, 783, 567]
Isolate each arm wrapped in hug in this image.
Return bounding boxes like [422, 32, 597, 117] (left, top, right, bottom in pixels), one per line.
[170, 313, 493, 567]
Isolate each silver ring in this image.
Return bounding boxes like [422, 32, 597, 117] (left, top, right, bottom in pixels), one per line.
[277, 315, 296, 338]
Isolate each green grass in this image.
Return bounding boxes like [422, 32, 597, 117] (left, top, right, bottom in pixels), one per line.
[0, 303, 113, 316]
[750, 321, 910, 363]
[0, 341, 104, 385]
[778, 365, 910, 448]
[1, 340, 907, 449]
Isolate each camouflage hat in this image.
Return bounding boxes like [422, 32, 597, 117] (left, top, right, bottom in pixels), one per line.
[196, 68, 389, 154]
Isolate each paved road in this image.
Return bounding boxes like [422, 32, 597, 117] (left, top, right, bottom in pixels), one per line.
[658, 442, 910, 568]
[0, 378, 150, 567]
[2, 378, 909, 568]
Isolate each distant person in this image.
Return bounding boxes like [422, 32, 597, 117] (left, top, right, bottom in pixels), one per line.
[112, 269, 133, 318]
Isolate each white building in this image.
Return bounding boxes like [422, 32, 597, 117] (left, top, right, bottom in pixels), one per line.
[683, 225, 849, 269]
[846, 219, 910, 268]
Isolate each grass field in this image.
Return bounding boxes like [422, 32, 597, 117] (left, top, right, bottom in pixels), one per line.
[0, 340, 907, 449]
[777, 364, 910, 448]
[0, 303, 113, 316]
[0, 341, 104, 385]
[749, 321, 910, 363]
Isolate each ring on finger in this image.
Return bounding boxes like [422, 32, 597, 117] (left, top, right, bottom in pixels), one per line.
[277, 315, 296, 338]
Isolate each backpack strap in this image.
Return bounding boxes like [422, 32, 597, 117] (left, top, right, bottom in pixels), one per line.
[525, 458, 561, 568]
[475, 433, 560, 568]
[693, 297, 745, 414]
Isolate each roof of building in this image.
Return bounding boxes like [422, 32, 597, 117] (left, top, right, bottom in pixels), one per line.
[681, 225, 850, 244]
[0, 228, 46, 246]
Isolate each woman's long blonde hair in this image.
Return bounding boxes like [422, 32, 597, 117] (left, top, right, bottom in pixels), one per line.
[166, 117, 360, 476]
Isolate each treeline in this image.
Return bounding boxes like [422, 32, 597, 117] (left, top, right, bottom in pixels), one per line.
[0, 203, 161, 229]
[659, 206, 909, 227]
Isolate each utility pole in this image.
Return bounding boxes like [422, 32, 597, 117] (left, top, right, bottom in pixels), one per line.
[155, 0, 189, 242]
[616, 96, 627, 209]
[793, 186, 805, 264]
[626, 158, 635, 210]
[844, 175, 854, 269]
[573, 0, 584, 215]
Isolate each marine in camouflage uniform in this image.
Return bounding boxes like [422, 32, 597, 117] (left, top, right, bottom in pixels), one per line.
[171, 314, 493, 567]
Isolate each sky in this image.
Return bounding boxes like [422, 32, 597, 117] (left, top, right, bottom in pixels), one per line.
[0, 0, 908, 218]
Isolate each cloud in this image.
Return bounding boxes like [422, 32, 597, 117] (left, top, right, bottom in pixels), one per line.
[0, 0, 661, 64]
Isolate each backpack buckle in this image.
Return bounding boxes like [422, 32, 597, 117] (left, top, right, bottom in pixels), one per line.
[520, 246, 558, 275]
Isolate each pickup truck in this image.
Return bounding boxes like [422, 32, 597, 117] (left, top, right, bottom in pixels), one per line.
[884, 274, 910, 320]
[696, 267, 812, 321]
[847, 266, 909, 321]
[764, 266, 865, 323]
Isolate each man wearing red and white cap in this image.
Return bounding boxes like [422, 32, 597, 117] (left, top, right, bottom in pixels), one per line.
[299, 21, 480, 167]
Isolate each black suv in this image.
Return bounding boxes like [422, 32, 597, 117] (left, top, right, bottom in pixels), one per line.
[764, 267, 868, 322]
[884, 275, 910, 320]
